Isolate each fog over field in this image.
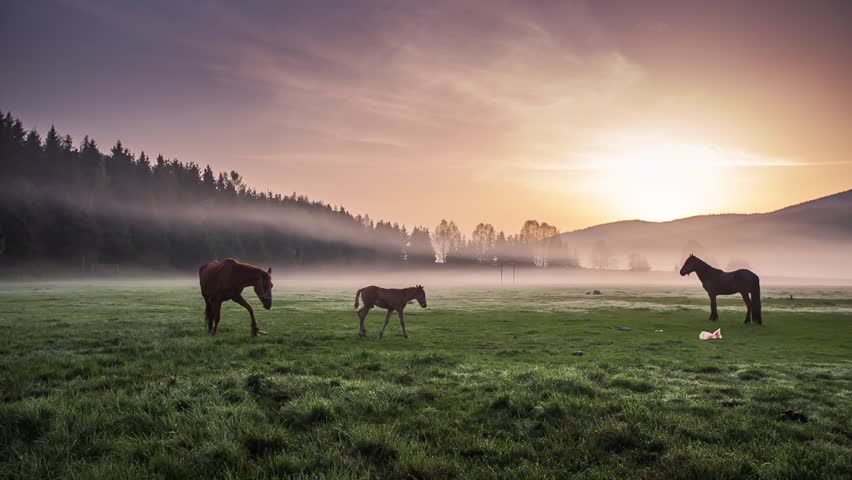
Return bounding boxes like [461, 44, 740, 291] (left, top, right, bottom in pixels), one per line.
[3, 179, 851, 284]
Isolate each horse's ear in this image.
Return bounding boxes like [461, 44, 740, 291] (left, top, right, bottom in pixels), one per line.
[267, 267, 272, 275]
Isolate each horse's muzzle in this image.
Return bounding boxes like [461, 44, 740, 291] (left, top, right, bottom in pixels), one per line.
[260, 296, 272, 310]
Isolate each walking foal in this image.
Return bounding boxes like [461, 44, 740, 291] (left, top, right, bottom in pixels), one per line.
[353, 285, 427, 338]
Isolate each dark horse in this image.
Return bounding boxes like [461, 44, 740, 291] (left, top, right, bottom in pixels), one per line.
[680, 254, 762, 324]
[354, 285, 427, 338]
[199, 258, 273, 336]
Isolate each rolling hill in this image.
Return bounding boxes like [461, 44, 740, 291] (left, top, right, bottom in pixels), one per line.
[558, 189, 852, 279]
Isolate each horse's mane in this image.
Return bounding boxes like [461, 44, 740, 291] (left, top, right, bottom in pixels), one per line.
[224, 258, 268, 277]
[691, 255, 721, 274]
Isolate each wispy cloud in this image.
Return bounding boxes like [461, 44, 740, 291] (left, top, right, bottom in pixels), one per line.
[513, 131, 848, 174]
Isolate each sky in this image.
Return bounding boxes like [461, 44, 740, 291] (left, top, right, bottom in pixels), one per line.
[2, 0, 851, 235]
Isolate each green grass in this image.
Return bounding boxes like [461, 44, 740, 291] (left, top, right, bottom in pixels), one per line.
[1, 283, 850, 479]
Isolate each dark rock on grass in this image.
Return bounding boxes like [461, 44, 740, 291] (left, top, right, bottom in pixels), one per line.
[617, 327, 632, 331]
[592, 290, 602, 295]
[572, 351, 584, 356]
[780, 409, 808, 423]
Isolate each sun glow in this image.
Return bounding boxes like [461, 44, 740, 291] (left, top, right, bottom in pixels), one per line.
[569, 131, 783, 221]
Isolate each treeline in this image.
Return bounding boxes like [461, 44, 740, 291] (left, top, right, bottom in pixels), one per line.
[0, 111, 580, 269]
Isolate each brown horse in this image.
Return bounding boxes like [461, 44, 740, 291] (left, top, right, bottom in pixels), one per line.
[354, 285, 427, 338]
[680, 254, 762, 324]
[199, 258, 273, 336]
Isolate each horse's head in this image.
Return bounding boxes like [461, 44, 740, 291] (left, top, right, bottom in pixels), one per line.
[414, 285, 427, 308]
[679, 254, 696, 276]
[254, 267, 273, 309]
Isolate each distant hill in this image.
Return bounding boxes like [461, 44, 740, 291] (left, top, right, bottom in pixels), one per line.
[558, 190, 852, 278]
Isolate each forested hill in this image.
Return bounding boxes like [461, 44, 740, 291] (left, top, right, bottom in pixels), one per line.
[0, 111, 435, 268]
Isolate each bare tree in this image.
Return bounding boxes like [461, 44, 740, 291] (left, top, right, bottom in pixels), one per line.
[471, 223, 496, 262]
[537, 222, 560, 267]
[593, 239, 612, 270]
[431, 219, 461, 263]
[628, 252, 651, 272]
[518, 220, 559, 266]
[519, 220, 540, 245]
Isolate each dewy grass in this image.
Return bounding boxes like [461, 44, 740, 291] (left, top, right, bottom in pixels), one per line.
[0, 284, 850, 479]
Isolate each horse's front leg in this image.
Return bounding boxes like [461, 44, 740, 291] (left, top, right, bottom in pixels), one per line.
[740, 292, 751, 323]
[234, 294, 263, 336]
[709, 295, 718, 321]
[398, 309, 408, 338]
[379, 309, 393, 339]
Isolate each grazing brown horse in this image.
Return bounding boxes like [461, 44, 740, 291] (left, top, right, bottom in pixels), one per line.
[199, 258, 273, 336]
[354, 285, 427, 338]
[680, 254, 762, 324]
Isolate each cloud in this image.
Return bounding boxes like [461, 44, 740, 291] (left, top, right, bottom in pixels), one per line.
[512, 130, 849, 175]
[189, 2, 644, 161]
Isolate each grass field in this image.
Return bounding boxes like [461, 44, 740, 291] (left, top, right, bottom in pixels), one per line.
[1, 282, 851, 479]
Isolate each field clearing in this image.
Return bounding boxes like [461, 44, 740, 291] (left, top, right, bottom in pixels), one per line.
[1, 282, 851, 479]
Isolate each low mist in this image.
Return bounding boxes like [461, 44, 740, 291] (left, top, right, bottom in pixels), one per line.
[2, 181, 851, 286]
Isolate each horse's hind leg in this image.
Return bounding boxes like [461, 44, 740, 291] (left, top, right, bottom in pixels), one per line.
[358, 306, 371, 338]
[740, 292, 752, 323]
[203, 297, 213, 334]
[211, 301, 223, 336]
[709, 295, 719, 321]
[379, 309, 393, 339]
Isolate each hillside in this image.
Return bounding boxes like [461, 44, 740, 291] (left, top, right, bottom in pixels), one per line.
[559, 190, 852, 278]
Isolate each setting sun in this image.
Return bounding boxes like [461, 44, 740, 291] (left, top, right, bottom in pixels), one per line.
[581, 132, 757, 221]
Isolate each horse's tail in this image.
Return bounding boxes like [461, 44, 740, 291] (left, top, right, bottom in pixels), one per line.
[752, 277, 762, 324]
[354, 288, 363, 309]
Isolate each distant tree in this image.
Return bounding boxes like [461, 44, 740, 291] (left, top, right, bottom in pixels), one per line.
[432, 219, 461, 263]
[519, 220, 559, 266]
[519, 220, 540, 245]
[0, 110, 437, 268]
[537, 222, 560, 267]
[566, 247, 581, 268]
[493, 230, 508, 261]
[471, 223, 496, 262]
[136, 151, 151, 178]
[628, 253, 651, 272]
[593, 239, 612, 270]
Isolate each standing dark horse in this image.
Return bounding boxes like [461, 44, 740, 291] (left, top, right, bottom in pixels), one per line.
[680, 254, 762, 324]
[199, 258, 274, 336]
[354, 285, 427, 338]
